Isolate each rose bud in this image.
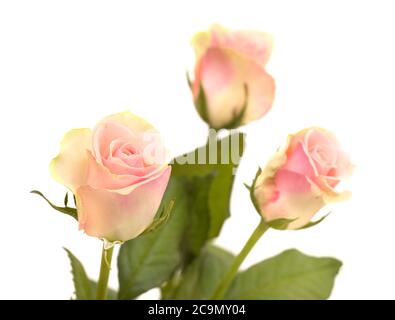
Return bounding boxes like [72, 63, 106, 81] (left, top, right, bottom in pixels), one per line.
[252, 127, 353, 230]
[190, 24, 275, 129]
[50, 112, 171, 242]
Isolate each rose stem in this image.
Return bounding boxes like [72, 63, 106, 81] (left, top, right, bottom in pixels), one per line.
[211, 219, 269, 300]
[96, 243, 114, 300]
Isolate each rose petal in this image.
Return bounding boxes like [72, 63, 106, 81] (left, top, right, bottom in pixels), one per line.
[102, 112, 155, 136]
[242, 63, 275, 124]
[194, 47, 245, 127]
[254, 134, 291, 190]
[282, 142, 316, 178]
[93, 121, 135, 162]
[333, 151, 354, 179]
[305, 127, 340, 150]
[210, 24, 273, 66]
[196, 47, 274, 128]
[102, 156, 146, 176]
[315, 175, 352, 204]
[50, 128, 92, 192]
[76, 166, 171, 242]
[274, 169, 312, 193]
[191, 31, 211, 59]
[86, 151, 155, 191]
[262, 170, 325, 229]
[304, 128, 338, 175]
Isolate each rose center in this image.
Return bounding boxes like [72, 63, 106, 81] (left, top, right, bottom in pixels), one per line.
[310, 144, 337, 168]
[121, 146, 136, 156]
[111, 142, 138, 158]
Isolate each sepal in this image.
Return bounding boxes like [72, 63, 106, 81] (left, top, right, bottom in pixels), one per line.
[31, 190, 78, 220]
[296, 213, 330, 230]
[141, 200, 175, 236]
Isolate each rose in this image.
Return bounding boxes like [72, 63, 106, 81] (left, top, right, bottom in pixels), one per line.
[190, 24, 275, 129]
[253, 127, 353, 229]
[50, 112, 171, 242]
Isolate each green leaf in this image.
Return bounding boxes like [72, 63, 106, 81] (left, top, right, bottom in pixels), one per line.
[170, 245, 235, 300]
[31, 190, 78, 220]
[64, 248, 118, 300]
[225, 249, 342, 300]
[207, 134, 244, 238]
[117, 178, 189, 300]
[181, 175, 213, 257]
[64, 248, 94, 300]
[172, 132, 245, 257]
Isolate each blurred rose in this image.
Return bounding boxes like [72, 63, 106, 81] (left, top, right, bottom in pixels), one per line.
[191, 24, 275, 129]
[253, 127, 353, 229]
[50, 112, 171, 242]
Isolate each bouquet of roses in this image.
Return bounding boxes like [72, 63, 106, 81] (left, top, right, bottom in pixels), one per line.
[33, 24, 353, 300]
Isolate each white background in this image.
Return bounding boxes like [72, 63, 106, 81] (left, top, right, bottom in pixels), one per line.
[1, 0, 394, 299]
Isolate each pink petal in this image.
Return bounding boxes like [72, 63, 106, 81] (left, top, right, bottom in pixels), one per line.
[274, 169, 312, 194]
[242, 62, 275, 123]
[85, 151, 155, 191]
[261, 170, 325, 229]
[195, 47, 274, 128]
[101, 112, 155, 137]
[210, 24, 273, 66]
[282, 143, 316, 178]
[93, 121, 134, 162]
[76, 166, 171, 242]
[305, 128, 338, 175]
[102, 156, 148, 176]
[195, 47, 245, 127]
[333, 150, 354, 179]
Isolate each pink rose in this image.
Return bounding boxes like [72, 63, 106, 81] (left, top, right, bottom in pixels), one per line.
[50, 112, 171, 242]
[253, 127, 353, 229]
[191, 24, 275, 129]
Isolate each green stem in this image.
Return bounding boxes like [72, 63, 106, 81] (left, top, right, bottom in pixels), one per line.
[96, 244, 114, 300]
[211, 219, 269, 300]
